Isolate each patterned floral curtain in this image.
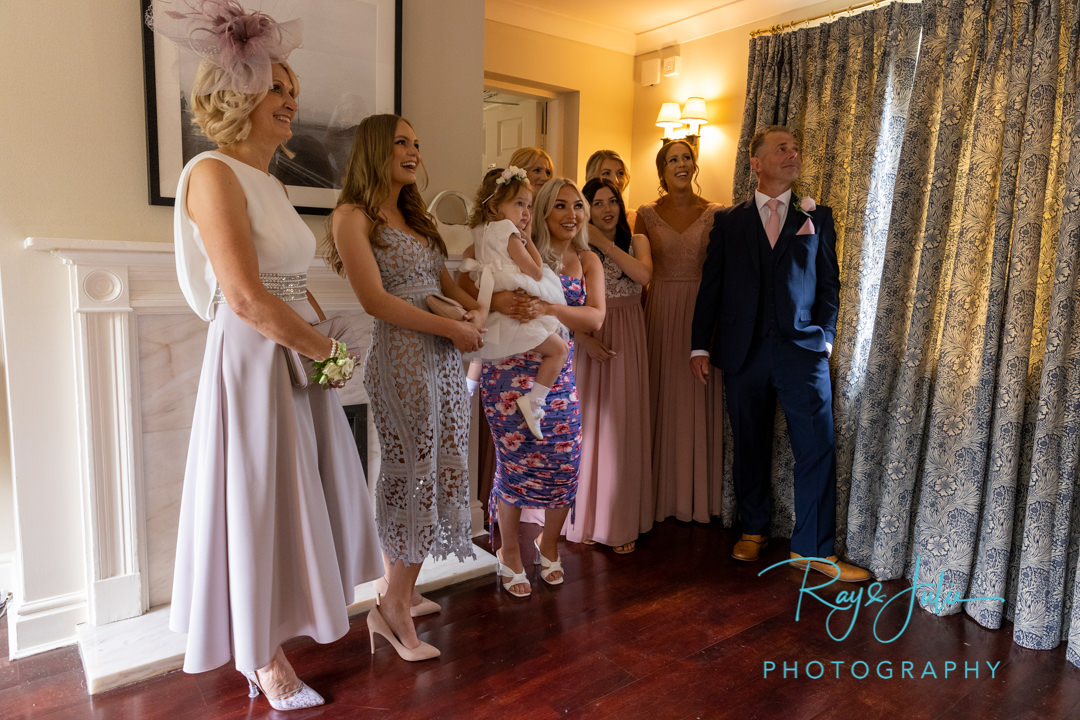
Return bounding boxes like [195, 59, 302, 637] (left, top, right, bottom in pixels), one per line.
[726, 1, 923, 544]
[734, 0, 1080, 664]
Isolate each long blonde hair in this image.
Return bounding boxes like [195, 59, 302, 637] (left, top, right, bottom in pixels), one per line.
[323, 114, 444, 276]
[532, 178, 590, 272]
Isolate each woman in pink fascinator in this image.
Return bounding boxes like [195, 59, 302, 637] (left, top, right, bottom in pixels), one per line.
[148, 0, 382, 711]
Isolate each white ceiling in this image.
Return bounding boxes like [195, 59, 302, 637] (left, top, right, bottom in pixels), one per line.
[485, 0, 849, 55]
[503, 0, 749, 35]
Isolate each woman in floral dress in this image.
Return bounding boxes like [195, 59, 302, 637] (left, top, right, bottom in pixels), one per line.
[460, 178, 606, 597]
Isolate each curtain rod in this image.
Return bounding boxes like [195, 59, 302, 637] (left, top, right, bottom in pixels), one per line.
[748, 0, 901, 38]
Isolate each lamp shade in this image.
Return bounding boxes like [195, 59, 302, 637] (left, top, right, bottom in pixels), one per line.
[681, 97, 708, 124]
[655, 102, 683, 129]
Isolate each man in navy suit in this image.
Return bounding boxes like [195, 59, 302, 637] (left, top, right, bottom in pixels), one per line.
[690, 126, 869, 582]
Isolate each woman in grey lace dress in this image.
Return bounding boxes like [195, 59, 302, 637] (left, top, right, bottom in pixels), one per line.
[325, 114, 485, 661]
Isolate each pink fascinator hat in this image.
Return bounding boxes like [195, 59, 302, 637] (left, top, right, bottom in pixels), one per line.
[147, 0, 302, 95]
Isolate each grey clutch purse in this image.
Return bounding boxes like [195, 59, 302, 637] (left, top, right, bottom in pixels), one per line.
[282, 316, 351, 389]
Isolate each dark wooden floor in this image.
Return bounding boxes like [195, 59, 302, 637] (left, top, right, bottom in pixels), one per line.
[3, 520, 1080, 719]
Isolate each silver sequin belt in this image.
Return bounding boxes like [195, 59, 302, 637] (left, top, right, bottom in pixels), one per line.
[213, 272, 308, 305]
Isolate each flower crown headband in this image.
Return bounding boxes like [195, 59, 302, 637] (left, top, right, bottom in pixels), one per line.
[483, 166, 529, 204]
[146, 0, 303, 95]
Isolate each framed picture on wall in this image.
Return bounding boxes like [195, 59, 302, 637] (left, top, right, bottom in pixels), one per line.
[140, 0, 402, 215]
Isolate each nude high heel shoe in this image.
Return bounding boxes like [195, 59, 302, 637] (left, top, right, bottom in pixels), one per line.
[242, 671, 325, 711]
[366, 604, 440, 661]
[373, 576, 442, 617]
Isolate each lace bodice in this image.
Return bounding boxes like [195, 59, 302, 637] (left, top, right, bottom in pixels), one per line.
[369, 226, 444, 303]
[594, 244, 643, 299]
[636, 202, 721, 282]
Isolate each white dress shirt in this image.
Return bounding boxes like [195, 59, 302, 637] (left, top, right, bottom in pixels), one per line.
[755, 188, 792, 232]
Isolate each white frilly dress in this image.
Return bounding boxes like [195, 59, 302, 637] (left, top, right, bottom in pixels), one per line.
[459, 218, 565, 360]
[170, 150, 382, 674]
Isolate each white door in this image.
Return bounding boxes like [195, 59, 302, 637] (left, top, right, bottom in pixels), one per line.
[481, 90, 544, 173]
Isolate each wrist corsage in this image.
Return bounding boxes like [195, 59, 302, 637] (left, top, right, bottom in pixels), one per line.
[311, 339, 356, 388]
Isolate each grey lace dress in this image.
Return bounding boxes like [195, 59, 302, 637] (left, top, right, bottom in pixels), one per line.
[364, 226, 473, 563]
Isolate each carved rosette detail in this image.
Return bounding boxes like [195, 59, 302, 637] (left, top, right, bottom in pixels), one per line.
[82, 269, 124, 304]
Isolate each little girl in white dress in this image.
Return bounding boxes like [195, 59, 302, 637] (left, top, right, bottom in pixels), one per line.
[460, 166, 567, 439]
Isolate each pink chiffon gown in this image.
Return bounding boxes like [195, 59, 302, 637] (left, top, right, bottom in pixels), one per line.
[638, 201, 725, 524]
[563, 246, 654, 546]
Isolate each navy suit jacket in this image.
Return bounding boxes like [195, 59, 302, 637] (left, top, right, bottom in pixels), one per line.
[691, 196, 840, 374]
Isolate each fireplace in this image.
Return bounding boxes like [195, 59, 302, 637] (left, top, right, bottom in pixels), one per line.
[21, 238, 491, 693]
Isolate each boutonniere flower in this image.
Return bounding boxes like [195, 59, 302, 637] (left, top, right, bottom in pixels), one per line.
[794, 192, 816, 218]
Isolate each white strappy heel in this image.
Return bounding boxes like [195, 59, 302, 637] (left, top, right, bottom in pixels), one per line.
[533, 539, 564, 586]
[496, 550, 531, 598]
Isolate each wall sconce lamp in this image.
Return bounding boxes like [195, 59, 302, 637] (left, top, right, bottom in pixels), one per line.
[655, 97, 709, 148]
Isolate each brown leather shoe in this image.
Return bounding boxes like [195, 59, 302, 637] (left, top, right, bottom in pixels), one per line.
[732, 534, 769, 561]
[789, 553, 871, 583]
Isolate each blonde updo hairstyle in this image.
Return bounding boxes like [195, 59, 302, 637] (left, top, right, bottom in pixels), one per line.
[532, 177, 590, 272]
[509, 147, 554, 175]
[189, 59, 299, 148]
[585, 149, 630, 191]
[468, 167, 532, 228]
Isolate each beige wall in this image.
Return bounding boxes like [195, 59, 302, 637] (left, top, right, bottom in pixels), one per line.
[629, 0, 865, 209]
[631, 36, 749, 209]
[0, 0, 482, 653]
[0, 0, 150, 604]
[404, 1, 485, 202]
[484, 20, 635, 185]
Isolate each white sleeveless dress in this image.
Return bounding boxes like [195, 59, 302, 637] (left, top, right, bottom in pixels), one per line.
[460, 218, 565, 359]
[170, 151, 382, 674]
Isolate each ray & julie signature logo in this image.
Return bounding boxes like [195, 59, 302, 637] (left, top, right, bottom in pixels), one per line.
[757, 554, 1005, 680]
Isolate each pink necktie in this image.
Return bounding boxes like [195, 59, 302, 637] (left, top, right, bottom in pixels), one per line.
[765, 198, 781, 248]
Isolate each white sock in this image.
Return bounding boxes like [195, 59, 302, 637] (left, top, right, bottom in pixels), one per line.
[466, 377, 480, 397]
[527, 382, 551, 405]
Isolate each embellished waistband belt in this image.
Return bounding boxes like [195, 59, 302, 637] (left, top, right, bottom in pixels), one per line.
[213, 272, 308, 305]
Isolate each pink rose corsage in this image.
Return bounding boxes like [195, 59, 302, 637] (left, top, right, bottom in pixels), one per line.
[795, 194, 817, 234]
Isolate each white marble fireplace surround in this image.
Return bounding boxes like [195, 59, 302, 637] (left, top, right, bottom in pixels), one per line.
[20, 237, 493, 694]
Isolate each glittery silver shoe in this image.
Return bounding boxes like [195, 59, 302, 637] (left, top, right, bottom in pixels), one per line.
[243, 671, 325, 711]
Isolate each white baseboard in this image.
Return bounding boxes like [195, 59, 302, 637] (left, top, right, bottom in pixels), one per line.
[8, 589, 87, 660]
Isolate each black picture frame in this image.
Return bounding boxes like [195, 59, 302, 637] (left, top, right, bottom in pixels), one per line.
[140, 0, 402, 215]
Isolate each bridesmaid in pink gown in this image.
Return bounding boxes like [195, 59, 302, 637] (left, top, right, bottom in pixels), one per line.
[564, 177, 654, 553]
[635, 140, 724, 524]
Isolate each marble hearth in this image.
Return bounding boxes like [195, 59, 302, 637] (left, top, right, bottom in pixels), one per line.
[26, 238, 493, 693]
